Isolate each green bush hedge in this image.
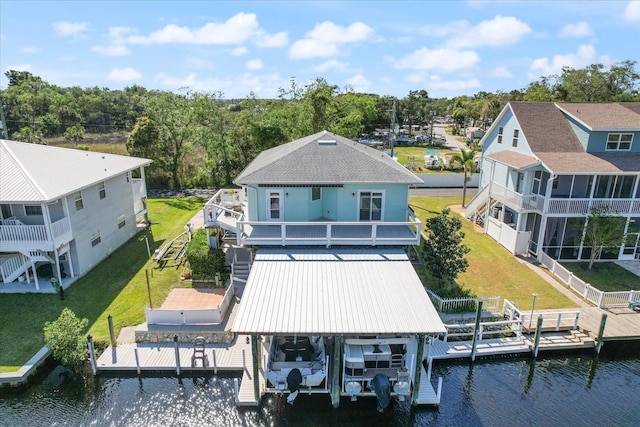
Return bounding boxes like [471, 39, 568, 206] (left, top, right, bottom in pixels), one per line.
[185, 230, 228, 285]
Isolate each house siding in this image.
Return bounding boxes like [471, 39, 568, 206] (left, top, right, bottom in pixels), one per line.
[66, 173, 138, 275]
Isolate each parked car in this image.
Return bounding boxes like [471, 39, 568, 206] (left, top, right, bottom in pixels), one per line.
[431, 135, 447, 145]
[394, 137, 413, 146]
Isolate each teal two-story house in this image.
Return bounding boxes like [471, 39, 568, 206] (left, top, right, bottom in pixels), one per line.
[466, 102, 640, 261]
[202, 130, 446, 408]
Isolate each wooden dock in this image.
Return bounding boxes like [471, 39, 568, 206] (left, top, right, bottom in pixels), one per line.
[577, 306, 640, 341]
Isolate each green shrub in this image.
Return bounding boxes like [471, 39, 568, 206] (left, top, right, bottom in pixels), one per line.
[43, 308, 88, 370]
[185, 229, 228, 284]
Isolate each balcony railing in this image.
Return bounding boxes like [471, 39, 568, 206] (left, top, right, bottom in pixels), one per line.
[488, 183, 640, 215]
[0, 217, 72, 250]
[203, 189, 421, 247]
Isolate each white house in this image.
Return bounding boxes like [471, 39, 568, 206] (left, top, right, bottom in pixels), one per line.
[0, 139, 151, 291]
[466, 102, 640, 261]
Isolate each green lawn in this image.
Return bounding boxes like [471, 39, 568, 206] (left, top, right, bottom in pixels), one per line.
[561, 262, 640, 292]
[0, 197, 204, 372]
[409, 196, 578, 311]
[391, 146, 461, 172]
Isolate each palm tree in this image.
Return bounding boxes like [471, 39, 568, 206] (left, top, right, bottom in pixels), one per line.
[450, 148, 479, 207]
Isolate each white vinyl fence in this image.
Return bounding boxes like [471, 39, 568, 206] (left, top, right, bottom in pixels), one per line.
[426, 288, 500, 313]
[145, 285, 235, 325]
[538, 252, 640, 309]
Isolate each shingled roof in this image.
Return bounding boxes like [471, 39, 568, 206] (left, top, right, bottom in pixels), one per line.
[556, 102, 640, 130]
[234, 130, 422, 185]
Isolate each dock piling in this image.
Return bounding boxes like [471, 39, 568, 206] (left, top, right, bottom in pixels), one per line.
[173, 335, 181, 376]
[134, 348, 141, 374]
[107, 315, 116, 347]
[87, 335, 98, 375]
[596, 314, 608, 354]
[470, 301, 483, 362]
[532, 316, 543, 357]
[212, 349, 217, 375]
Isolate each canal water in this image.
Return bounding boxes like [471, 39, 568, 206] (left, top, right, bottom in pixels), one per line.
[2, 346, 639, 426]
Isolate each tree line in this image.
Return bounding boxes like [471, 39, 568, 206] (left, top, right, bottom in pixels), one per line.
[1, 61, 638, 188]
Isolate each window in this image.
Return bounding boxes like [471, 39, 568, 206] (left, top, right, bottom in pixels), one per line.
[1, 204, 12, 219]
[311, 187, 321, 201]
[91, 231, 101, 247]
[98, 182, 106, 199]
[512, 129, 519, 147]
[74, 191, 84, 211]
[594, 175, 636, 198]
[497, 127, 503, 144]
[359, 191, 383, 221]
[117, 215, 126, 229]
[606, 133, 633, 151]
[24, 205, 42, 216]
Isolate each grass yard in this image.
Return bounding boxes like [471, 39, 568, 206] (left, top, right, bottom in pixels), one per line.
[560, 262, 640, 292]
[409, 196, 578, 311]
[0, 197, 204, 372]
[391, 146, 461, 172]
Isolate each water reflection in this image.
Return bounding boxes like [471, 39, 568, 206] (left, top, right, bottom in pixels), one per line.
[2, 349, 640, 426]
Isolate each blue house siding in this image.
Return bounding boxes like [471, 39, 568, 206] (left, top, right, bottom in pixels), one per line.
[564, 117, 590, 150]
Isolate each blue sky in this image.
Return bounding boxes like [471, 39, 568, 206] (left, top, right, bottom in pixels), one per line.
[1, 1, 639, 99]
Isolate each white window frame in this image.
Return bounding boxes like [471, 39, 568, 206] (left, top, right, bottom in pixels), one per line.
[99, 182, 106, 199]
[74, 191, 84, 211]
[358, 190, 385, 221]
[24, 205, 42, 216]
[91, 230, 101, 247]
[117, 215, 126, 229]
[497, 127, 503, 144]
[512, 129, 519, 147]
[606, 133, 633, 151]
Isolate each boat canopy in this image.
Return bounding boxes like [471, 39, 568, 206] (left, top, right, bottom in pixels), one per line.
[232, 247, 446, 336]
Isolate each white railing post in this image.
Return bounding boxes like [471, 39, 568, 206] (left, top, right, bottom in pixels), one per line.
[597, 291, 605, 309]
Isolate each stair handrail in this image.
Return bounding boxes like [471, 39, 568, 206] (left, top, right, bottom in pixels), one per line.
[464, 184, 491, 219]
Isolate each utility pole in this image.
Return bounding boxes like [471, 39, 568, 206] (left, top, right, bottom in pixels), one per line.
[389, 99, 397, 159]
[0, 94, 8, 139]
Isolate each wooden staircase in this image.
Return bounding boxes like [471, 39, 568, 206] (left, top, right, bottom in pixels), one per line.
[231, 249, 252, 296]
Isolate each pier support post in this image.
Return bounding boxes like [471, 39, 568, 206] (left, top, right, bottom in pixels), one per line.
[470, 301, 483, 362]
[532, 316, 543, 358]
[87, 335, 98, 375]
[330, 336, 341, 408]
[251, 335, 260, 403]
[212, 349, 218, 375]
[134, 348, 141, 374]
[107, 314, 116, 347]
[173, 335, 181, 376]
[596, 314, 607, 354]
[411, 334, 426, 406]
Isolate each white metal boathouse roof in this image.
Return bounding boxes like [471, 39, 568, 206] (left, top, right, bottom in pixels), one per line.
[232, 247, 446, 336]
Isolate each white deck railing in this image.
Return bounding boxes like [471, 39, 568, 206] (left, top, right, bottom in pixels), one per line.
[538, 252, 640, 308]
[502, 299, 580, 331]
[546, 198, 640, 215]
[0, 217, 71, 249]
[442, 318, 523, 342]
[425, 288, 500, 313]
[144, 286, 234, 325]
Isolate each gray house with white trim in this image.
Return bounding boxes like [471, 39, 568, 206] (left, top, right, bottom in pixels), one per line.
[466, 102, 640, 261]
[0, 139, 151, 291]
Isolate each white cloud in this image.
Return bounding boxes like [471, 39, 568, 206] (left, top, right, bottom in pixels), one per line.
[91, 45, 131, 56]
[154, 71, 283, 98]
[289, 21, 374, 59]
[393, 47, 480, 72]
[246, 59, 263, 70]
[20, 47, 39, 54]
[625, 0, 640, 22]
[254, 31, 288, 48]
[529, 44, 596, 76]
[108, 67, 141, 81]
[446, 15, 532, 48]
[314, 59, 349, 73]
[126, 12, 281, 47]
[407, 73, 481, 92]
[231, 46, 249, 56]
[559, 22, 592, 38]
[344, 74, 371, 92]
[289, 39, 339, 59]
[490, 66, 514, 78]
[53, 21, 88, 37]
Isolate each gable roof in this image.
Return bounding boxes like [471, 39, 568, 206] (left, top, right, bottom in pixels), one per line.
[0, 139, 151, 203]
[234, 130, 422, 185]
[509, 102, 584, 153]
[505, 102, 640, 174]
[556, 102, 640, 130]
